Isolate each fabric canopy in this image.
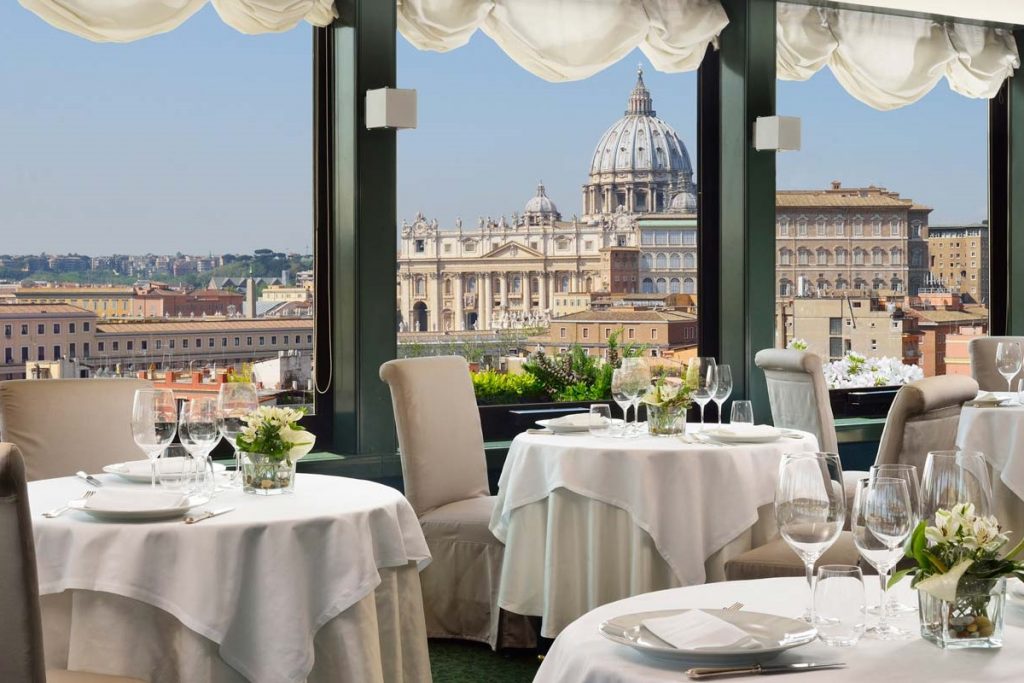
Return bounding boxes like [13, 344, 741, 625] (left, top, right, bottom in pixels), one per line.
[397, 0, 730, 82]
[777, 3, 1020, 110]
[18, 0, 337, 41]
[842, 1, 1024, 25]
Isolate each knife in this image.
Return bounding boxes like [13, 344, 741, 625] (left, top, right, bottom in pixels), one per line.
[686, 663, 846, 679]
[184, 507, 235, 524]
[76, 471, 104, 487]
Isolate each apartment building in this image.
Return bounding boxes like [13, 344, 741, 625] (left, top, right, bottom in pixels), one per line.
[925, 222, 989, 304]
[0, 304, 98, 380]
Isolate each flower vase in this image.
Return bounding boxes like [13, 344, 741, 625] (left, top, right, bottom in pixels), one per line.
[240, 451, 297, 495]
[918, 578, 1006, 649]
[646, 404, 685, 435]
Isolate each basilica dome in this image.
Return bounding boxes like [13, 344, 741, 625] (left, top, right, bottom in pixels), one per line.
[669, 189, 698, 213]
[523, 181, 561, 224]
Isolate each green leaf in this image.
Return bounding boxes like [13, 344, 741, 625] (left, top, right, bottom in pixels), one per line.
[888, 568, 914, 589]
[922, 549, 948, 574]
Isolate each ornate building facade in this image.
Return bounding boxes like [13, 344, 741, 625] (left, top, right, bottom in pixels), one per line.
[397, 69, 697, 333]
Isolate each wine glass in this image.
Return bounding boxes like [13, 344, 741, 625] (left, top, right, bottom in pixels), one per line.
[775, 452, 846, 621]
[868, 464, 920, 615]
[996, 341, 1022, 392]
[180, 397, 222, 495]
[711, 364, 733, 426]
[921, 450, 993, 522]
[217, 383, 259, 486]
[611, 369, 633, 436]
[863, 477, 914, 639]
[688, 357, 718, 432]
[851, 478, 909, 636]
[131, 388, 177, 488]
[624, 359, 652, 436]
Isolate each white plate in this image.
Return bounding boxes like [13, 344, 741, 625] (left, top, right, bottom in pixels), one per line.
[702, 427, 783, 444]
[598, 609, 816, 666]
[68, 494, 209, 521]
[103, 459, 226, 483]
[536, 418, 595, 434]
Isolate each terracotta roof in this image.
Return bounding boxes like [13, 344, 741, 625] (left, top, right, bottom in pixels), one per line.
[554, 309, 696, 323]
[911, 309, 988, 324]
[16, 287, 134, 295]
[0, 303, 95, 316]
[96, 319, 314, 334]
[776, 186, 931, 211]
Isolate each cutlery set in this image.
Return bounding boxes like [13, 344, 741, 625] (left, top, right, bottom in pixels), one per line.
[43, 473, 234, 523]
[42, 490, 94, 518]
[685, 662, 846, 679]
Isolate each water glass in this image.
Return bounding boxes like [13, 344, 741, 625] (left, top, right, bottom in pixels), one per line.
[588, 404, 614, 436]
[814, 565, 866, 647]
[730, 400, 754, 425]
[157, 444, 196, 494]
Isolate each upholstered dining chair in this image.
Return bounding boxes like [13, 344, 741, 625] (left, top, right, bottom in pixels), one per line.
[754, 349, 838, 453]
[968, 335, 1024, 392]
[380, 356, 530, 649]
[0, 378, 151, 482]
[0, 442, 144, 683]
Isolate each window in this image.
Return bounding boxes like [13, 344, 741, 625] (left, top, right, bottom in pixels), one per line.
[816, 219, 826, 236]
[98, 342, 105, 352]
[21, 325, 28, 335]
[414, 239, 425, 253]
[69, 323, 76, 334]
[582, 328, 589, 339]
[651, 328, 658, 340]
[83, 322, 90, 332]
[209, 337, 216, 347]
[141, 340, 148, 351]
[222, 337, 228, 347]
[126, 341, 134, 351]
[21, 347, 28, 361]
[627, 328, 635, 339]
[112, 341, 119, 351]
[234, 337, 241, 347]
[182, 338, 189, 349]
[4, 349, 12, 364]
[53, 324, 60, 334]
[52, 345, 60, 359]
[37, 347, 45, 361]
[779, 219, 790, 236]
[259, 336, 265, 346]
[835, 219, 845, 236]
[246, 337, 253, 346]
[37, 324, 44, 335]
[3, 325, 10, 338]
[559, 327, 566, 339]
[797, 219, 808, 236]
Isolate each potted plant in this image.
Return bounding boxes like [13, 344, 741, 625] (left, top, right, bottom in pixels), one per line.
[236, 406, 316, 495]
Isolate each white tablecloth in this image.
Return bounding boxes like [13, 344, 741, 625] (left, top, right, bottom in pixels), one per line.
[30, 473, 432, 683]
[489, 427, 819, 635]
[536, 577, 1024, 683]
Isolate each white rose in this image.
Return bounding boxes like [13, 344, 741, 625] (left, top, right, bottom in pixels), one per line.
[280, 425, 316, 464]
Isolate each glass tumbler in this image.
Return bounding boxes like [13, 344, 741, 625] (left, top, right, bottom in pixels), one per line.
[588, 404, 614, 437]
[814, 565, 866, 647]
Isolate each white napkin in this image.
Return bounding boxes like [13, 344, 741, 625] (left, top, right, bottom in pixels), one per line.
[111, 457, 188, 477]
[642, 610, 757, 650]
[975, 392, 1001, 403]
[85, 488, 189, 512]
[714, 425, 779, 438]
[548, 413, 602, 427]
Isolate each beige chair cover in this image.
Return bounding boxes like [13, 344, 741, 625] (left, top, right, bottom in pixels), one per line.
[0, 379, 151, 482]
[380, 356, 528, 648]
[968, 336, 1024, 391]
[755, 349, 838, 453]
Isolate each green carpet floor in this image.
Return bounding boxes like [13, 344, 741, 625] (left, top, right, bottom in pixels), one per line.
[428, 640, 541, 683]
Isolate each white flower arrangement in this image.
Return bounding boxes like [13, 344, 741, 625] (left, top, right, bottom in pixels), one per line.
[237, 405, 316, 464]
[822, 351, 923, 389]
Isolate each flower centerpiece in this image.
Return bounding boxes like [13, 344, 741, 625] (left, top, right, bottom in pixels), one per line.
[236, 406, 316, 495]
[891, 503, 1024, 648]
[641, 373, 694, 435]
[823, 351, 923, 389]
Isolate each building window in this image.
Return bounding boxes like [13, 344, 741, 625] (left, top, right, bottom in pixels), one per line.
[853, 219, 863, 236]
[222, 337, 228, 347]
[112, 341, 119, 351]
[582, 328, 590, 339]
[559, 327, 566, 339]
[98, 342, 105, 352]
[53, 324, 60, 334]
[141, 340, 148, 351]
[682, 230, 697, 246]
[797, 219, 807, 236]
[835, 219, 845, 236]
[83, 322, 90, 332]
[779, 220, 790, 236]
[307, 335, 313, 343]
[21, 324, 28, 335]
[683, 277, 695, 294]
[126, 341, 134, 351]
[628, 328, 635, 339]
[651, 328, 658, 340]
[816, 219, 826, 236]
[259, 336, 265, 346]
[83, 342, 90, 357]
[3, 324, 10, 338]
[234, 337, 241, 347]
[182, 338, 189, 349]
[69, 323, 76, 334]
[414, 239, 425, 253]
[38, 347, 45, 361]
[37, 324, 44, 334]
[247, 337, 253, 346]
[872, 219, 882, 236]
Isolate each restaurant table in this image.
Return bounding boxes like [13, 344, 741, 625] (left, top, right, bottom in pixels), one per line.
[956, 395, 1024, 545]
[535, 576, 1024, 683]
[488, 426, 819, 636]
[30, 473, 432, 683]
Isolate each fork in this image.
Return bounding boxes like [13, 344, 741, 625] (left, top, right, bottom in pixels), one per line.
[42, 490, 95, 518]
[722, 602, 744, 611]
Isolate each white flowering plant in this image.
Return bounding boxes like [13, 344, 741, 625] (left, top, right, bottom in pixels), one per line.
[823, 351, 923, 389]
[236, 406, 316, 464]
[786, 338, 809, 351]
[890, 503, 1024, 603]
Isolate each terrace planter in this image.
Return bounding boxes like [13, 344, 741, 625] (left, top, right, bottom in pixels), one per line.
[478, 401, 594, 441]
[828, 386, 900, 420]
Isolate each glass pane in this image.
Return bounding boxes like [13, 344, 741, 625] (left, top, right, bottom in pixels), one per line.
[0, 8, 315, 409]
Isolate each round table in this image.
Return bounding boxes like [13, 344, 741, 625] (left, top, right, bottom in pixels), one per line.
[489, 426, 819, 636]
[30, 473, 432, 683]
[535, 577, 1024, 682]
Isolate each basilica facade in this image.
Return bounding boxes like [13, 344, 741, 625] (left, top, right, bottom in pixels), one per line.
[397, 68, 698, 333]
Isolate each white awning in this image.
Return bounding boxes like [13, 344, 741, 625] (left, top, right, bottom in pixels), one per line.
[397, 0, 730, 82]
[17, 0, 338, 42]
[840, 1, 1024, 26]
[777, 3, 1020, 110]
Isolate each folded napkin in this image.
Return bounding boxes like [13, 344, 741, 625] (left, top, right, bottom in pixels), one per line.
[111, 457, 188, 477]
[85, 488, 189, 512]
[548, 413, 603, 427]
[715, 424, 779, 438]
[975, 392, 1002, 403]
[642, 610, 757, 650]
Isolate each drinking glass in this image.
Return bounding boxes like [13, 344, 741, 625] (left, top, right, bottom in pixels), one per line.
[1017, 378, 1024, 406]
[921, 450, 993, 521]
[711, 364, 733, 426]
[863, 476, 913, 639]
[688, 357, 718, 432]
[217, 383, 259, 486]
[157, 444, 196, 494]
[611, 369, 634, 435]
[623, 358, 652, 436]
[131, 388, 177, 488]
[868, 463, 920, 615]
[588, 404, 614, 437]
[180, 397, 221, 496]
[851, 478, 910, 633]
[996, 341, 1022, 392]
[813, 565, 866, 647]
[776, 452, 846, 621]
[730, 400, 754, 425]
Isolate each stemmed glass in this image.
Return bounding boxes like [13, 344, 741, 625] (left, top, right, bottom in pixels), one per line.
[775, 452, 846, 621]
[688, 357, 718, 432]
[623, 358, 652, 435]
[851, 478, 910, 638]
[711, 364, 733, 426]
[921, 450, 993, 521]
[180, 397, 222, 495]
[611, 368, 634, 436]
[131, 388, 177, 488]
[217, 383, 259, 487]
[863, 477, 914, 639]
[869, 463, 920, 615]
[996, 341, 1022, 392]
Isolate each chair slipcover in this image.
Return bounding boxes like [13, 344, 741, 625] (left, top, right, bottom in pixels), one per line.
[968, 336, 1024, 392]
[755, 349, 838, 453]
[380, 356, 527, 648]
[0, 443, 143, 683]
[724, 533, 863, 582]
[0, 379, 151, 482]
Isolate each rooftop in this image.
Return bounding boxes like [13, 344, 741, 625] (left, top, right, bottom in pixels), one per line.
[554, 309, 697, 323]
[0, 303, 95, 316]
[776, 183, 931, 211]
[96, 319, 314, 334]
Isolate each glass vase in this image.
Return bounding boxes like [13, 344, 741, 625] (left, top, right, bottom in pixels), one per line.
[918, 578, 1006, 649]
[240, 451, 297, 495]
[646, 404, 685, 435]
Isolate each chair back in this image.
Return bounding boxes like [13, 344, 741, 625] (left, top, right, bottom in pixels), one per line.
[875, 375, 979, 471]
[968, 336, 1024, 391]
[755, 349, 838, 452]
[0, 378, 152, 481]
[379, 356, 489, 516]
[0, 444, 46, 683]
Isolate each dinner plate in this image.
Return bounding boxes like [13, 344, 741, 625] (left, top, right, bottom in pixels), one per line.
[68, 494, 209, 521]
[535, 418, 595, 434]
[598, 609, 816, 665]
[702, 427, 783, 444]
[103, 459, 226, 483]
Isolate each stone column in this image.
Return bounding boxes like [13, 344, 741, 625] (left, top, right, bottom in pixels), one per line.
[522, 271, 531, 312]
[500, 272, 509, 309]
[538, 271, 548, 312]
[454, 273, 465, 331]
[482, 273, 492, 331]
[570, 271, 579, 292]
[430, 272, 442, 331]
[399, 274, 412, 329]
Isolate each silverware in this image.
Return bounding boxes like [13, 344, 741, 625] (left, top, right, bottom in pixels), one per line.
[722, 602, 744, 611]
[184, 507, 235, 524]
[76, 471, 104, 487]
[42, 490, 95, 518]
[686, 662, 846, 679]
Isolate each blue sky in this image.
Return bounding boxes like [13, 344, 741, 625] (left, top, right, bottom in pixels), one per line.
[0, 5, 988, 255]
